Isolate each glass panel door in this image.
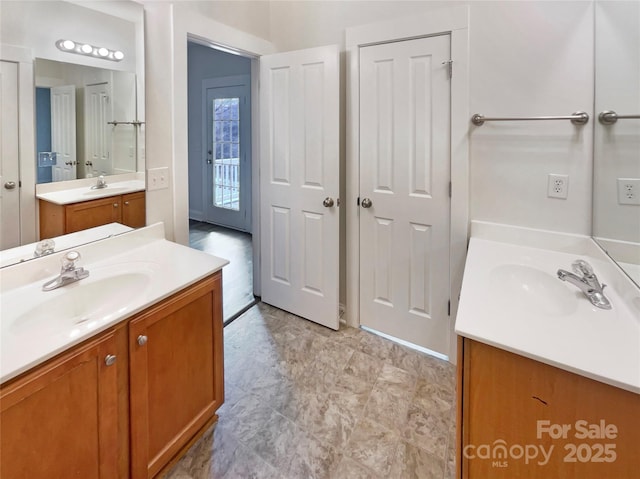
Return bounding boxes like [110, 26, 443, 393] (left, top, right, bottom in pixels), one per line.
[213, 98, 240, 210]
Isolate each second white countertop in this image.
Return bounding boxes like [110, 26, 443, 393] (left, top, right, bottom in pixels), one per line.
[455, 222, 640, 394]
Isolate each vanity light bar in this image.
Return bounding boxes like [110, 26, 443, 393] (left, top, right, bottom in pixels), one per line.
[56, 39, 124, 62]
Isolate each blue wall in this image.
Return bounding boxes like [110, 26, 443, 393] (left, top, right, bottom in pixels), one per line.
[187, 42, 251, 221]
[35, 87, 52, 184]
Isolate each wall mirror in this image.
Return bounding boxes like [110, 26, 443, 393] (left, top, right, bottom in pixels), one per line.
[592, 0, 640, 287]
[0, 0, 144, 266]
[35, 59, 138, 183]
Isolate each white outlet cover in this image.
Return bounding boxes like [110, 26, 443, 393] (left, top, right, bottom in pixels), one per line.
[547, 174, 569, 199]
[617, 178, 640, 205]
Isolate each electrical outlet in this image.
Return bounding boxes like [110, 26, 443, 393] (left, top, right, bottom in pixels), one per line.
[547, 174, 569, 199]
[617, 178, 640, 205]
[147, 167, 169, 191]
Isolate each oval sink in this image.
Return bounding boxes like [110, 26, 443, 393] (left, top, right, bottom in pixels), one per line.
[83, 186, 128, 196]
[10, 272, 151, 338]
[489, 264, 578, 316]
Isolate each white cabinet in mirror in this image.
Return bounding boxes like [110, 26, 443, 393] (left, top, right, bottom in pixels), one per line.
[593, 0, 640, 287]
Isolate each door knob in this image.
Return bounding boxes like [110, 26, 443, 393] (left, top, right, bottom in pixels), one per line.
[323, 197, 335, 208]
[4, 181, 16, 190]
[361, 198, 373, 208]
[105, 355, 117, 366]
[137, 335, 148, 346]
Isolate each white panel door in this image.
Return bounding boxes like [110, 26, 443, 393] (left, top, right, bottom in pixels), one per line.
[51, 85, 77, 181]
[85, 82, 112, 176]
[0, 61, 20, 249]
[359, 35, 452, 355]
[260, 45, 340, 330]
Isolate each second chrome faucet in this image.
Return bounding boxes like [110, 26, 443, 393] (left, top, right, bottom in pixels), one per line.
[557, 259, 611, 310]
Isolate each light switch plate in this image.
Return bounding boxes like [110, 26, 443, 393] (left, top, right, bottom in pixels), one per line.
[147, 167, 169, 191]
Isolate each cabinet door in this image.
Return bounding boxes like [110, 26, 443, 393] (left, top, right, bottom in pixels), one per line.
[129, 273, 223, 479]
[122, 191, 146, 228]
[0, 333, 119, 478]
[65, 196, 121, 233]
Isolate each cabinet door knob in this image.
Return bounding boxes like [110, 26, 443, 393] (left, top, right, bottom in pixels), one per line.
[137, 335, 148, 346]
[105, 354, 117, 366]
[124, 201, 130, 205]
[113, 203, 119, 208]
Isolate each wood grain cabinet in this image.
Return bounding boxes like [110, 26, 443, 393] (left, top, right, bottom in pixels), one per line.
[0, 272, 223, 479]
[39, 191, 146, 239]
[129, 273, 224, 479]
[457, 337, 640, 479]
[0, 333, 119, 478]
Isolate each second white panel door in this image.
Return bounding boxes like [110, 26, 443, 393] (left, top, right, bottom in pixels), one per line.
[359, 35, 452, 356]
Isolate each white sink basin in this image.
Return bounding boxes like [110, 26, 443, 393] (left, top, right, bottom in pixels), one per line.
[83, 186, 128, 196]
[2, 263, 157, 341]
[489, 264, 578, 316]
[10, 272, 151, 338]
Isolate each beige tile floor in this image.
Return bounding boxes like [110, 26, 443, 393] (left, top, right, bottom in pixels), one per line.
[164, 302, 457, 479]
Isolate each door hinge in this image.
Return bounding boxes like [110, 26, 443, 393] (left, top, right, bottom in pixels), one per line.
[448, 300, 451, 316]
[442, 60, 453, 79]
[449, 182, 452, 198]
[18, 180, 22, 188]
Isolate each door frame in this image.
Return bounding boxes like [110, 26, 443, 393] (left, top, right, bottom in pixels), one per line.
[345, 6, 470, 362]
[183, 28, 272, 296]
[0, 45, 37, 246]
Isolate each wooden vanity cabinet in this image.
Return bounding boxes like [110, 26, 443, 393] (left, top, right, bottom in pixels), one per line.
[129, 272, 224, 479]
[39, 191, 146, 239]
[457, 337, 640, 479]
[0, 272, 223, 479]
[0, 333, 120, 478]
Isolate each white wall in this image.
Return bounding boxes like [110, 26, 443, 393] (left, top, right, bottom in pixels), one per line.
[266, 0, 595, 236]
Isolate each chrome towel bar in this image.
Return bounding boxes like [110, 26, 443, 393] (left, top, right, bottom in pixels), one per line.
[471, 111, 589, 126]
[598, 111, 640, 125]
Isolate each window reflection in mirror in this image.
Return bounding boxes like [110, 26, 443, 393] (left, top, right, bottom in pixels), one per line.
[592, 0, 640, 287]
[35, 59, 138, 184]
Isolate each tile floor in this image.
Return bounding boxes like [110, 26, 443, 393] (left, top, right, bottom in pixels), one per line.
[164, 302, 457, 479]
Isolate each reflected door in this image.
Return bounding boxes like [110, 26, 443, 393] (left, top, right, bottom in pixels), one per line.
[51, 85, 77, 181]
[0, 60, 20, 249]
[85, 82, 112, 177]
[204, 77, 251, 232]
[359, 35, 452, 356]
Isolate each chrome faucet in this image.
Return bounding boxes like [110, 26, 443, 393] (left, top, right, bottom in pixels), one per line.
[557, 259, 611, 310]
[42, 251, 90, 291]
[34, 239, 55, 257]
[91, 175, 107, 190]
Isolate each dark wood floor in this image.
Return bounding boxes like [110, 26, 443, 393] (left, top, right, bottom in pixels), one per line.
[189, 220, 255, 322]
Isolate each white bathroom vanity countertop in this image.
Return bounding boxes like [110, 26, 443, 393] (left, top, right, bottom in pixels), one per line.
[36, 179, 145, 205]
[455, 221, 640, 394]
[0, 223, 228, 384]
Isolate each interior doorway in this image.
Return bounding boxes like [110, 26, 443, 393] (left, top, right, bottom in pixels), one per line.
[187, 41, 255, 322]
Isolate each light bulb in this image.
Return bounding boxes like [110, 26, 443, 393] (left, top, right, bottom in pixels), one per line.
[81, 44, 93, 54]
[61, 40, 75, 50]
[98, 47, 109, 57]
[113, 51, 124, 60]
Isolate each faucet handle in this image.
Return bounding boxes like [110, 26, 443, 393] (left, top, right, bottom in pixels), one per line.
[572, 259, 594, 277]
[61, 251, 81, 270]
